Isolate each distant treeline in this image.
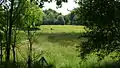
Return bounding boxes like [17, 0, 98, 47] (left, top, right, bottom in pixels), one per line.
[39, 9, 83, 25]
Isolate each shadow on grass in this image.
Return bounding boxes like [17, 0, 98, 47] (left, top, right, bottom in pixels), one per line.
[93, 61, 120, 68]
[36, 32, 85, 46]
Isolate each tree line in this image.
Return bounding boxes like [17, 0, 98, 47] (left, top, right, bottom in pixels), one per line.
[41, 8, 83, 25]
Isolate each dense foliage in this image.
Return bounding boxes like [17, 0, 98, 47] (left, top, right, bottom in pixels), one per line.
[42, 8, 83, 25]
[76, 0, 120, 59]
[55, 15, 65, 25]
[42, 9, 62, 25]
[0, 0, 69, 68]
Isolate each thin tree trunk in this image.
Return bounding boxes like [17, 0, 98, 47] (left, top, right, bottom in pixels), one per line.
[0, 42, 2, 64]
[6, 0, 15, 67]
[5, 6, 9, 65]
[27, 28, 32, 68]
[12, 45, 16, 63]
[12, 28, 16, 63]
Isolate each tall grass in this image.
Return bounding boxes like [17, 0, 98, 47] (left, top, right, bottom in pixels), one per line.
[1, 25, 120, 68]
[15, 25, 84, 68]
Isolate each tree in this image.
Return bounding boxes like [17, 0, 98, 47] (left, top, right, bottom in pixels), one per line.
[0, 0, 68, 67]
[64, 15, 70, 25]
[76, 0, 120, 59]
[70, 8, 83, 25]
[55, 15, 65, 25]
[20, 1, 43, 68]
[43, 9, 61, 25]
[0, 3, 9, 64]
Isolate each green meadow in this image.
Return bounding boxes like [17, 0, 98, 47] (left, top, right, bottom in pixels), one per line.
[14, 25, 84, 68]
[4, 25, 119, 68]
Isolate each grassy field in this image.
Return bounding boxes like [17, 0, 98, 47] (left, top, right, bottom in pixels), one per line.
[14, 25, 85, 68]
[6, 25, 120, 68]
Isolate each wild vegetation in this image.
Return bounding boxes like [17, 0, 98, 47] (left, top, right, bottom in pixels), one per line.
[0, 0, 120, 68]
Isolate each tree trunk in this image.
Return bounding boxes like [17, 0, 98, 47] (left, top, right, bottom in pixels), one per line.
[12, 28, 16, 63]
[0, 42, 2, 64]
[27, 29, 32, 68]
[6, 0, 14, 67]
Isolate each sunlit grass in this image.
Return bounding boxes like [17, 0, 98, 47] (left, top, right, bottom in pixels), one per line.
[6, 25, 120, 68]
[39, 25, 86, 33]
[15, 25, 84, 68]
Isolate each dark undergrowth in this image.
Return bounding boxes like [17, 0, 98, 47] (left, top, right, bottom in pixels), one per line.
[0, 61, 55, 68]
